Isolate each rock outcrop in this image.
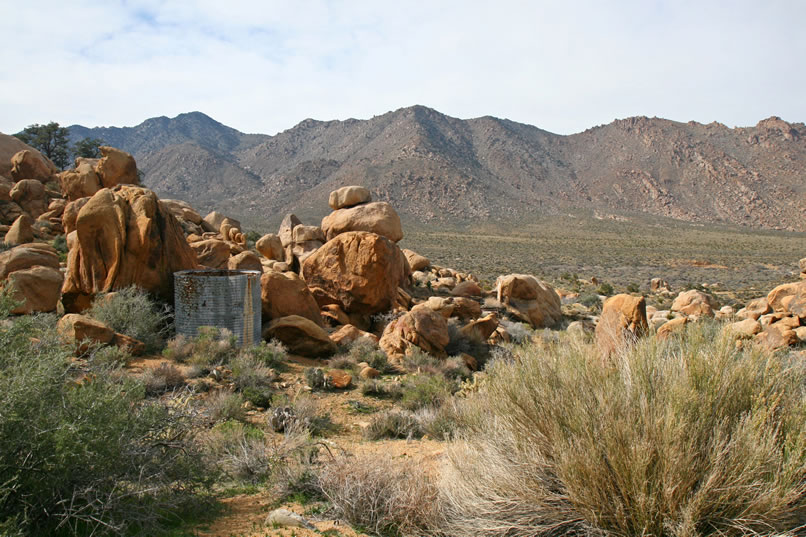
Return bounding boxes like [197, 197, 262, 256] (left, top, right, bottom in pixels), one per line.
[595, 294, 648, 357]
[260, 270, 323, 327]
[301, 231, 405, 315]
[262, 315, 335, 357]
[61, 186, 198, 311]
[379, 304, 450, 361]
[495, 274, 562, 328]
[321, 202, 403, 242]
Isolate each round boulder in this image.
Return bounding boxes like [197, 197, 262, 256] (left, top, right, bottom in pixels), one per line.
[301, 231, 405, 315]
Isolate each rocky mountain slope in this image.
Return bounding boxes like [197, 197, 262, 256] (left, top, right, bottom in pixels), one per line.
[68, 108, 806, 231]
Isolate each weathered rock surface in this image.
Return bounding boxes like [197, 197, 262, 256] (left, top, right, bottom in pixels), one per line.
[61, 186, 198, 311]
[595, 294, 648, 357]
[656, 316, 688, 339]
[190, 239, 231, 269]
[728, 318, 762, 338]
[460, 312, 499, 340]
[4, 214, 34, 245]
[256, 233, 284, 261]
[321, 202, 403, 242]
[95, 146, 139, 188]
[671, 289, 718, 317]
[5, 265, 63, 314]
[495, 274, 562, 328]
[60, 159, 101, 201]
[9, 150, 56, 182]
[62, 197, 91, 234]
[58, 313, 115, 353]
[227, 251, 263, 272]
[263, 315, 335, 357]
[328, 185, 371, 210]
[380, 304, 450, 360]
[301, 231, 405, 315]
[260, 270, 323, 326]
[402, 249, 430, 271]
[330, 324, 378, 346]
[0, 243, 60, 279]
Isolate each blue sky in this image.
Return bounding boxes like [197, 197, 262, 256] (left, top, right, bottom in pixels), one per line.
[2, 0, 804, 135]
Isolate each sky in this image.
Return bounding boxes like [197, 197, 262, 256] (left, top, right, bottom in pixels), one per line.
[2, 0, 805, 136]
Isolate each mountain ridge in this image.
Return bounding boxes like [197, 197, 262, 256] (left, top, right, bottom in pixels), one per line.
[67, 106, 806, 231]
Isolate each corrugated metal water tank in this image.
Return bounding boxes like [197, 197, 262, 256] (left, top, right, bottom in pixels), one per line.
[174, 269, 261, 347]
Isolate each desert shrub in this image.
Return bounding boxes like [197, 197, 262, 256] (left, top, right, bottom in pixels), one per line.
[415, 401, 463, 441]
[228, 340, 278, 408]
[239, 339, 288, 371]
[205, 420, 321, 499]
[438, 356, 472, 381]
[400, 372, 455, 411]
[318, 453, 438, 536]
[231, 352, 276, 393]
[270, 393, 336, 437]
[0, 296, 211, 536]
[359, 379, 403, 400]
[400, 346, 442, 374]
[329, 354, 359, 371]
[577, 292, 602, 309]
[346, 339, 394, 373]
[364, 409, 424, 440]
[438, 322, 806, 537]
[206, 390, 246, 423]
[88, 344, 132, 367]
[304, 367, 326, 390]
[142, 362, 186, 395]
[445, 319, 490, 368]
[595, 281, 614, 296]
[499, 319, 533, 344]
[626, 282, 640, 293]
[88, 286, 172, 353]
[164, 326, 237, 366]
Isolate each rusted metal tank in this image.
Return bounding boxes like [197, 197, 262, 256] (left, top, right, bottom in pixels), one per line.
[174, 269, 261, 347]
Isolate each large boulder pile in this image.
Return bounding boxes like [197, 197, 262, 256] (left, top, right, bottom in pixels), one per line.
[0, 140, 63, 242]
[61, 185, 198, 311]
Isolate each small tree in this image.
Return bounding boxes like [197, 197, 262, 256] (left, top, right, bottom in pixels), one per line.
[72, 136, 104, 159]
[14, 122, 70, 169]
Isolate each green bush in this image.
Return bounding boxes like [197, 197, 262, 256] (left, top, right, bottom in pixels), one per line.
[239, 340, 288, 371]
[577, 292, 602, 309]
[359, 379, 403, 400]
[345, 339, 394, 374]
[0, 295, 210, 536]
[400, 373, 455, 411]
[88, 286, 172, 353]
[438, 323, 806, 537]
[595, 282, 614, 296]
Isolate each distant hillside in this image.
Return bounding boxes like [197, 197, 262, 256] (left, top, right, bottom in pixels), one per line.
[69, 108, 806, 231]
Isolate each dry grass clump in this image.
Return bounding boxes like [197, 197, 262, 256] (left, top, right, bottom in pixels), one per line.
[364, 409, 424, 441]
[318, 453, 438, 536]
[163, 327, 237, 367]
[437, 322, 806, 537]
[142, 362, 186, 395]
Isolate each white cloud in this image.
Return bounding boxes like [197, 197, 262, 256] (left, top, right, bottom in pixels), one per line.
[1, 0, 804, 135]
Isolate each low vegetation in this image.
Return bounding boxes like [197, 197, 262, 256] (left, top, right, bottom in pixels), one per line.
[437, 322, 806, 537]
[0, 293, 211, 536]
